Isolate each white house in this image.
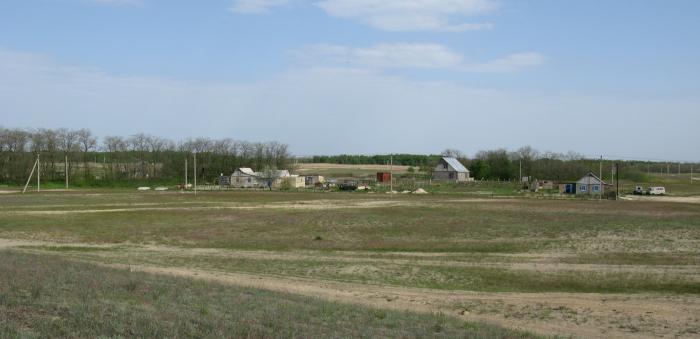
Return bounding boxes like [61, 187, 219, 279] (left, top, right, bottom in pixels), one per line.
[229, 168, 303, 188]
[575, 172, 607, 195]
[231, 168, 260, 188]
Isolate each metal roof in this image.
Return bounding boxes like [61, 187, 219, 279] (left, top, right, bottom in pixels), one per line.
[442, 157, 468, 173]
[236, 168, 256, 176]
[576, 172, 607, 185]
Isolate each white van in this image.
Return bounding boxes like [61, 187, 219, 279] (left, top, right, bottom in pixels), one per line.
[647, 187, 666, 196]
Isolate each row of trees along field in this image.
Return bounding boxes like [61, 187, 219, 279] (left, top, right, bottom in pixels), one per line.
[305, 147, 696, 182]
[0, 127, 292, 186]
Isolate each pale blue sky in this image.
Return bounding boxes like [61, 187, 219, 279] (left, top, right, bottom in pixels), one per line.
[1, 0, 699, 160]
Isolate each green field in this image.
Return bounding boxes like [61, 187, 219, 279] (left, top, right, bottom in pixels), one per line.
[1, 189, 699, 338]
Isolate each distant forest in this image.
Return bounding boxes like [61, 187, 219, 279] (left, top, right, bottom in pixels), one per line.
[0, 127, 291, 186]
[304, 148, 696, 182]
[1, 127, 695, 186]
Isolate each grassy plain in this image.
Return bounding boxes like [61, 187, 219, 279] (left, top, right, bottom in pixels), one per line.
[1, 251, 532, 338]
[1, 189, 699, 338]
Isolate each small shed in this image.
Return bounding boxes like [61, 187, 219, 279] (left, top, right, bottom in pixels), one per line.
[376, 172, 392, 183]
[282, 175, 305, 188]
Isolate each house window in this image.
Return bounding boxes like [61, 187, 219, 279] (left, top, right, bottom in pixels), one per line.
[580, 184, 588, 192]
[247, 178, 251, 183]
[593, 185, 600, 192]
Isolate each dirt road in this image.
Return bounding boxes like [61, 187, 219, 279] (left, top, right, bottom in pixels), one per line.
[2, 238, 698, 338]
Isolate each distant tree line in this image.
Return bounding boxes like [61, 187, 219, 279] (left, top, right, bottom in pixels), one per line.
[307, 147, 697, 183]
[0, 127, 292, 186]
[306, 154, 441, 167]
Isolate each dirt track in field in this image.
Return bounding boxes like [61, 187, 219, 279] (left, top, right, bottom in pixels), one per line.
[2, 198, 512, 215]
[621, 195, 700, 204]
[117, 263, 700, 339]
[2, 238, 699, 339]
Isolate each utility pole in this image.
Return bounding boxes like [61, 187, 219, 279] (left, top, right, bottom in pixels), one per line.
[37, 153, 40, 192]
[185, 157, 188, 189]
[692, 164, 694, 185]
[611, 166, 614, 188]
[22, 158, 38, 194]
[615, 163, 620, 200]
[519, 159, 522, 183]
[678, 162, 681, 175]
[598, 156, 603, 200]
[194, 152, 197, 196]
[390, 154, 393, 193]
[65, 155, 69, 189]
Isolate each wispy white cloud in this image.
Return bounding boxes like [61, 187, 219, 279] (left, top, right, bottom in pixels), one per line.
[230, 0, 290, 14]
[1, 48, 697, 159]
[230, 0, 496, 32]
[296, 43, 464, 69]
[88, 0, 143, 6]
[294, 43, 544, 72]
[316, 0, 498, 32]
[464, 52, 546, 73]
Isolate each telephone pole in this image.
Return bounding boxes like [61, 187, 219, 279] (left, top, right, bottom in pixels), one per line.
[390, 154, 393, 193]
[65, 155, 69, 189]
[193, 152, 197, 196]
[598, 156, 603, 200]
[37, 153, 40, 192]
[615, 163, 619, 200]
[519, 159, 522, 183]
[185, 157, 188, 189]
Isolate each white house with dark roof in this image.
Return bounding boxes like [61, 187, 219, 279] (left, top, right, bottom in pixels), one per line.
[432, 157, 472, 182]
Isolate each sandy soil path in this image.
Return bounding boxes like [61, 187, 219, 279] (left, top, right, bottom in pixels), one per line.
[117, 264, 699, 339]
[2, 238, 698, 338]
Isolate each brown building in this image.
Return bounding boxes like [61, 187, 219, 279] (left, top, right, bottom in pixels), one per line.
[376, 172, 392, 183]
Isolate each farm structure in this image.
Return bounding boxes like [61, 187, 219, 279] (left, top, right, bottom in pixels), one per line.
[376, 172, 392, 183]
[432, 157, 472, 183]
[561, 172, 608, 195]
[228, 168, 304, 189]
[305, 175, 325, 186]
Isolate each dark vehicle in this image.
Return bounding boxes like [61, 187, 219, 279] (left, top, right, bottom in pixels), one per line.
[338, 181, 358, 191]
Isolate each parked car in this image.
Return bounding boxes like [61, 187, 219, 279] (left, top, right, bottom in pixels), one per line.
[633, 186, 644, 195]
[647, 187, 666, 196]
[338, 181, 358, 191]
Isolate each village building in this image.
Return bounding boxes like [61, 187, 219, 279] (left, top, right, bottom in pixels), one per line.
[231, 168, 260, 188]
[305, 175, 325, 186]
[562, 172, 607, 195]
[376, 172, 392, 183]
[229, 168, 303, 188]
[432, 157, 472, 182]
[282, 175, 305, 188]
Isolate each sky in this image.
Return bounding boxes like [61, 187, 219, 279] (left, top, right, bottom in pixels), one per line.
[1, 0, 699, 160]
